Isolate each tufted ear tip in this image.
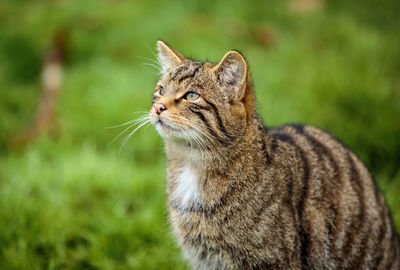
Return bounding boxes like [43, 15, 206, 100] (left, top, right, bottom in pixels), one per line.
[220, 50, 246, 64]
[156, 40, 185, 74]
[213, 50, 248, 99]
[156, 39, 167, 48]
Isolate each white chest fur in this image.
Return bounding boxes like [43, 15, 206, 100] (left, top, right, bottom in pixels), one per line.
[171, 166, 202, 210]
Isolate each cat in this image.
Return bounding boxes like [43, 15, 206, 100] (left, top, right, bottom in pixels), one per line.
[148, 40, 400, 270]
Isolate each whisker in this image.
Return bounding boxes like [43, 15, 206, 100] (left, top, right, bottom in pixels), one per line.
[108, 119, 148, 146]
[108, 114, 149, 147]
[144, 42, 160, 62]
[171, 117, 216, 146]
[129, 111, 149, 116]
[184, 128, 211, 161]
[189, 122, 223, 146]
[173, 118, 224, 162]
[175, 115, 232, 145]
[107, 115, 149, 129]
[182, 127, 208, 158]
[192, 131, 215, 161]
[189, 123, 225, 162]
[157, 114, 227, 163]
[137, 56, 161, 67]
[140, 62, 162, 72]
[144, 43, 163, 74]
[118, 120, 150, 156]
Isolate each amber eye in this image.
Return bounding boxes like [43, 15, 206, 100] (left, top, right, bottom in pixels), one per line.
[185, 92, 199, 101]
[159, 87, 165, 96]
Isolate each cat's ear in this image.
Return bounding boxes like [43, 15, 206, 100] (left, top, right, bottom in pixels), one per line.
[157, 40, 185, 74]
[212, 51, 248, 100]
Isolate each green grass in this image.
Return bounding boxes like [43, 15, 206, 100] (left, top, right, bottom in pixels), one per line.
[0, 0, 399, 269]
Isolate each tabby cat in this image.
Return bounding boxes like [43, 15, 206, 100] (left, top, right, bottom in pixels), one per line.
[149, 40, 400, 269]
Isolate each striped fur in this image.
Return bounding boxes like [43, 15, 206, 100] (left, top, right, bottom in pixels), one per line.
[149, 41, 400, 269]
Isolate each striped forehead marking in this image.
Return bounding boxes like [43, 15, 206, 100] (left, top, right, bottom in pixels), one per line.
[170, 62, 204, 83]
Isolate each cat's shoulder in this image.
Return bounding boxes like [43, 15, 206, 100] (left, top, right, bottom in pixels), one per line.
[267, 123, 352, 151]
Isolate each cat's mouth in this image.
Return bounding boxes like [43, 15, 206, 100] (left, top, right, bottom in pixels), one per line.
[154, 119, 205, 149]
[151, 116, 213, 150]
[151, 114, 199, 144]
[149, 112, 176, 131]
[156, 119, 179, 131]
[153, 118, 185, 140]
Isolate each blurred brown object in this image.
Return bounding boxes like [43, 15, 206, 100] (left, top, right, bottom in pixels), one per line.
[248, 23, 278, 48]
[290, 0, 325, 12]
[8, 29, 69, 149]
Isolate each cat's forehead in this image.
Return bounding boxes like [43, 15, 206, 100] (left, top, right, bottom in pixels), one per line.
[160, 60, 215, 87]
[168, 61, 204, 82]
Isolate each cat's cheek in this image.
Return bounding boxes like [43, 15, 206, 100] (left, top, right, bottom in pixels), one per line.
[226, 105, 246, 135]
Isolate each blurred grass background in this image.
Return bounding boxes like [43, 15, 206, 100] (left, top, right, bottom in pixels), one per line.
[0, 0, 399, 269]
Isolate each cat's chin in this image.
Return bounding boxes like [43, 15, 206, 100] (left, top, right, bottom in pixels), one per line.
[154, 122, 205, 150]
[154, 121, 189, 142]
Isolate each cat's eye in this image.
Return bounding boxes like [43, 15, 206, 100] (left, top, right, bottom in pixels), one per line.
[159, 87, 166, 96]
[185, 92, 199, 101]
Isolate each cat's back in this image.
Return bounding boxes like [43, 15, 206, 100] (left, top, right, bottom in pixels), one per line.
[268, 123, 400, 269]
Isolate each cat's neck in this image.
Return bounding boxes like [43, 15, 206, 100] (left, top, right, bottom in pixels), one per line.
[165, 115, 270, 210]
[164, 115, 265, 170]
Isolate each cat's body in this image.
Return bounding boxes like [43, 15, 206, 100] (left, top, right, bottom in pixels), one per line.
[149, 40, 400, 269]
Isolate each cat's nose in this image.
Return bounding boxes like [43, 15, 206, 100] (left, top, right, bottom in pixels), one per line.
[153, 103, 167, 115]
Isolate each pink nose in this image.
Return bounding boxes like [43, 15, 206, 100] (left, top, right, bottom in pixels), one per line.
[153, 103, 166, 115]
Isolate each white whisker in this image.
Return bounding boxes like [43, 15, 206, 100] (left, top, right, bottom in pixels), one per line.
[129, 111, 150, 116]
[140, 62, 162, 72]
[137, 56, 161, 67]
[190, 123, 225, 163]
[109, 121, 145, 146]
[118, 119, 151, 156]
[144, 43, 161, 65]
[107, 115, 149, 129]
[169, 116, 225, 163]
[182, 126, 212, 161]
[108, 113, 149, 148]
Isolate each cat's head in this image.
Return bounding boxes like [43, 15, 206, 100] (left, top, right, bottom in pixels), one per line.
[149, 40, 256, 147]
